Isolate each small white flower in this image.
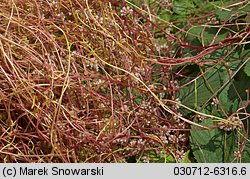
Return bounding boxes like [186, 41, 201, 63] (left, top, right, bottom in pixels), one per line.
[173, 98, 181, 110]
[211, 98, 219, 106]
[197, 115, 205, 121]
[120, 6, 133, 16]
[218, 116, 242, 131]
[234, 150, 242, 158]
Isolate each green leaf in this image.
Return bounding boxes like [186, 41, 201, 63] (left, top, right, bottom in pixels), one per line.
[180, 150, 191, 163]
[224, 132, 237, 162]
[191, 115, 250, 163]
[242, 145, 250, 163]
[139, 150, 176, 163]
[158, 10, 171, 22]
[228, 70, 250, 101]
[218, 83, 232, 112]
[224, 132, 250, 163]
[202, 27, 228, 46]
[178, 66, 228, 113]
[243, 60, 250, 77]
[215, 3, 250, 21]
[187, 26, 228, 46]
[216, 9, 238, 21]
[191, 117, 237, 163]
[172, 0, 195, 16]
[190, 117, 224, 162]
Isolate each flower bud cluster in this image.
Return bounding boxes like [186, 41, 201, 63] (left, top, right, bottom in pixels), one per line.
[218, 116, 242, 131]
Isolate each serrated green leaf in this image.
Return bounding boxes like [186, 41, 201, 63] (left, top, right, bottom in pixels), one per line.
[242, 145, 250, 163]
[215, 3, 250, 21]
[228, 70, 250, 101]
[244, 60, 250, 77]
[190, 116, 248, 163]
[202, 27, 228, 46]
[190, 107, 250, 163]
[224, 132, 237, 162]
[224, 132, 250, 163]
[187, 26, 228, 46]
[178, 66, 228, 113]
[190, 117, 224, 162]
[216, 9, 238, 21]
[172, 0, 195, 15]
[181, 150, 191, 163]
[218, 83, 232, 112]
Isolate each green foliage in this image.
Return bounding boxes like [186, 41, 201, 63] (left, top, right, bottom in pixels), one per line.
[187, 57, 250, 162]
[187, 26, 228, 46]
[215, 2, 250, 22]
[136, 149, 191, 163]
[172, 0, 196, 16]
[157, 9, 171, 22]
[191, 117, 250, 162]
[1, 0, 248, 163]
[228, 69, 250, 101]
[172, 0, 250, 163]
[139, 0, 250, 163]
[181, 150, 192, 163]
[178, 65, 228, 112]
[147, 150, 176, 163]
[244, 60, 250, 77]
[190, 117, 225, 163]
[186, 58, 250, 162]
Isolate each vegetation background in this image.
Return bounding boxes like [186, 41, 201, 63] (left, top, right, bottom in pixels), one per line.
[0, 0, 249, 162]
